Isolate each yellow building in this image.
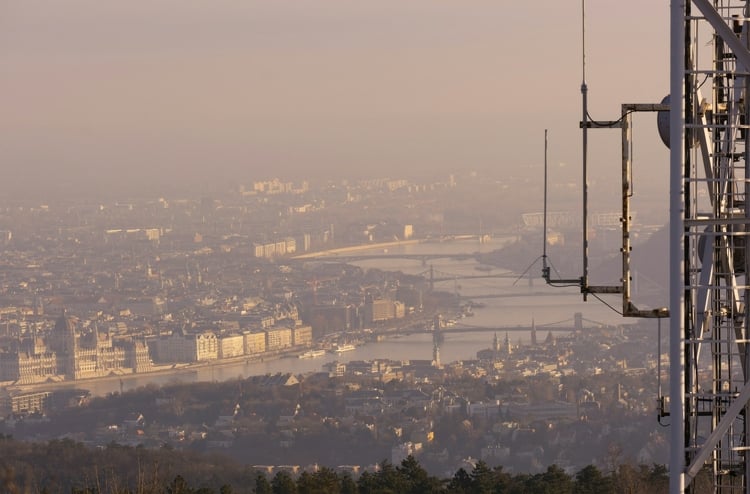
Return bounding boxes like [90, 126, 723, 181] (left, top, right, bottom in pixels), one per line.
[219, 333, 245, 359]
[292, 325, 313, 348]
[244, 331, 267, 354]
[265, 327, 292, 351]
[190, 332, 218, 361]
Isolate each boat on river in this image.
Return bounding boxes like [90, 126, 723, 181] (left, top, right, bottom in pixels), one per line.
[298, 349, 326, 359]
[331, 343, 357, 354]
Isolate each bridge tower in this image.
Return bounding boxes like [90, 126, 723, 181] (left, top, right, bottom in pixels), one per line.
[671, 1, 750, 491]
[432, 314, 444, 346]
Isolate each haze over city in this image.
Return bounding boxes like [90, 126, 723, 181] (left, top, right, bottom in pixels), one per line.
[1, 1, 668, 202]
[0, 2, 689, 492]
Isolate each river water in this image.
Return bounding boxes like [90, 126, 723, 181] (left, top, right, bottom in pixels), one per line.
[81, 237, 628, 396]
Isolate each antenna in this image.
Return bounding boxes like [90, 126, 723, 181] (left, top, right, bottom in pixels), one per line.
[580, 0, 589, 301]
[541, 0, 591, 291]
[541, 1, 668, 318]
[542, 129, 549, 281]
[540, 130, 587, 288]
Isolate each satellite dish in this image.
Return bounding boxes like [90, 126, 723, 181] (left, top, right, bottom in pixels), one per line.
[657, 95, 671, 148]
[657, 94, 698, 149]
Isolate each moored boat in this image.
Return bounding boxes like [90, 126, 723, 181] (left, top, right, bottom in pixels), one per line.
[331, 343, 356, 354]
[298, 349, 326, 359]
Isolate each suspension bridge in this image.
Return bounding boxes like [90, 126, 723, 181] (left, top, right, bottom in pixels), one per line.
[428, 313, 618, 342]
[416, 265, 534, 291]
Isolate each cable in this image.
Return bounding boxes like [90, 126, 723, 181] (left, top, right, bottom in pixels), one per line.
[656, 318, 670, 427]
[548, 258, 564, 279]
[542, 258, 580, 288]
[585, 108, 637, 127]
[543, 259, 581, 288]
[535, 252, 628, 315]
[696, 72, 709, 91]
[588, 292, 624, 316]
[547, 282, 582, 289]
[512, 255, 543, 286]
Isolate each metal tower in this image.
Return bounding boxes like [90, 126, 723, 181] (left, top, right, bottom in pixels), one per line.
[671, 1, 750, 492]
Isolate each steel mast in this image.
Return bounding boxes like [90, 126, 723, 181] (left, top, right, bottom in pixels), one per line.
[672, 0, 750, 491]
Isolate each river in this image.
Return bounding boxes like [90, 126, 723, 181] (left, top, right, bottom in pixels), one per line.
[70, 237, 630, 396]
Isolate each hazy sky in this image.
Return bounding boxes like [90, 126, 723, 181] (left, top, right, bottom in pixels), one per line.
[0, 1, 670, 199]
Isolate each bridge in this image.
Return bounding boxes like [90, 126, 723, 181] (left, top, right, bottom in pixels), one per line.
[295, 252, 479, 264]
[418, 265, 530, 291]
[297, 249, 541, 292]
[459, 292, 571, 300]
[402, 312, 614, 348]
[427, 313, 618, 343]
[440, 325, 578, 334]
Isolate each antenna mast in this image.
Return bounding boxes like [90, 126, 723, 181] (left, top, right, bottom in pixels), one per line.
[670, 1, 750, 491]
[543, 0, 672, 320]
[542, 129, 549, 281]
[543, 0, 623, 298]
[581, 0, 590, 300]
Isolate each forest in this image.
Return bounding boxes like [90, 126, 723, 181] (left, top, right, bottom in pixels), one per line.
[0, 434, 688, 493]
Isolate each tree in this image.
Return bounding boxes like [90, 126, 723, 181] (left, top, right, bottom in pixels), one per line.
[296, 472, 315, 494]
[611, 463, 645, 494]
[167, 475, 193, 494]
[446, 468, 472, 494]
[340, 473, 358, 494]
[470, 461, 495, 494]
[397, 456, 441, 494]
[271, 471, 297, 494]
[311, 467, 342, 494]
[524, 465, 573, 494]
[296, 468, 342, 494]
[646, 463, 670, 493]
[574, 465, 613, 494]
[376, 459, 405, 493]
[491, 466, 512, 493]
[356, 471, 377, 494]
[254, 473, 272, 494]
[357, 460, 405, 494]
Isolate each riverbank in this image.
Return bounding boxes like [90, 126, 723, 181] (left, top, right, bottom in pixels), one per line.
[4, 315, 445, 397]
[4, 346, 308, 396]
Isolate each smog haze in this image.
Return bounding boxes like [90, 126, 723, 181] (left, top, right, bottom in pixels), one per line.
[0, 0, 668, 201]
